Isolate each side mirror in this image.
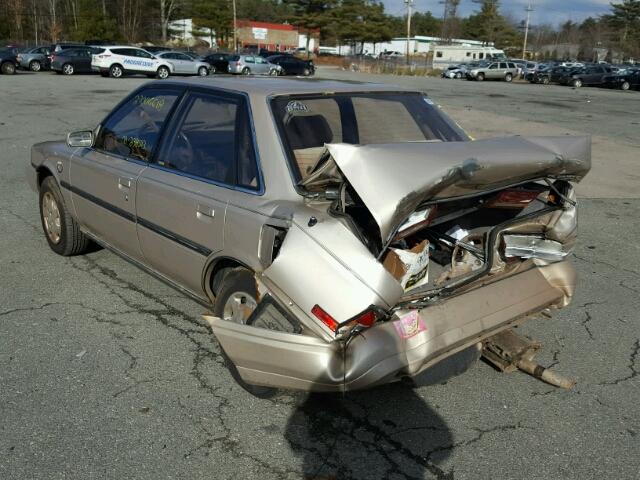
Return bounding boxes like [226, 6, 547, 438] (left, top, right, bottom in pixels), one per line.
[67, 130, 94, 148]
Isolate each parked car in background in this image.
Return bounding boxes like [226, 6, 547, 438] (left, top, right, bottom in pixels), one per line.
[92, 46, 174, 78]
[0, 49, 17, 74]
[378, 50, 403, 59]
[203, 52, 230, 74]
[441, 63, 469, 79]
[466, 61, 519, 82]
[156, 51, 210, 76]
[602, 68, 640, 90]
[28, 77, 591, 396]
[51, 47, 98, 75]
[16, 45, 51, 71]
[227, 55, 281, 75]
[559, 64, 613, 88]
[142, 46, 172, 54]
[266, 55, 314, 76]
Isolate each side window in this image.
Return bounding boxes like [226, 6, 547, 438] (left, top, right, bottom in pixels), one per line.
[479, 53, 484, 59]
[135, 49, 154, 58]
[95, 88, 180, 161]
[499, 62, 507, 69]
[489, 63, 497, 69]
[245, 56, 255, 64]
[256, 57, 266, 64]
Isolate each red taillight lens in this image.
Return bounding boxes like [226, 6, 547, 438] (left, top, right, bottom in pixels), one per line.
[352, 309, 377, 328]
[311, 304, 338, 332]
[486, 189, 540, 209]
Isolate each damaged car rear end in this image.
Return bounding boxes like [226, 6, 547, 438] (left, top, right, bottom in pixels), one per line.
[206, 88, 590, 393]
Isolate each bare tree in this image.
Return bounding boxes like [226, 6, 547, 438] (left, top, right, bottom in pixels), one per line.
[160, 0, 180, 43]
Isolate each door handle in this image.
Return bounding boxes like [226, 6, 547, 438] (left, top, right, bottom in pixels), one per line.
[196, 204, 215, 219]
[118, 177, 132, 190]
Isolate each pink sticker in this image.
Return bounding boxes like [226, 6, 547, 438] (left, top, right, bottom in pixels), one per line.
[393, 311, 427, 339]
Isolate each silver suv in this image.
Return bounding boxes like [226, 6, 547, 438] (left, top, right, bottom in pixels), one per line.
[466, 61, 519, 82]
[227, 54, 281, 75]
[28, 78, 590, 396]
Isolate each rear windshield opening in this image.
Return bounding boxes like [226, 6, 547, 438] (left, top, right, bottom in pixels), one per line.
[270, 92, 469, 184]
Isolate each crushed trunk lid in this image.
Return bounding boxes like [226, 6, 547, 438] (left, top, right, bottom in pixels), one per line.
[323, 136, 591, 245]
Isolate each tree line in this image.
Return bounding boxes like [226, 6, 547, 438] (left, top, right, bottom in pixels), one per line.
[1, 0, 639, 60]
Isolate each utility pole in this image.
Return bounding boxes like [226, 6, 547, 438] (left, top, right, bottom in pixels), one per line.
[522, 2, 533, 60]
[232, 0, 238, 53]
[405, 0, 413, 63]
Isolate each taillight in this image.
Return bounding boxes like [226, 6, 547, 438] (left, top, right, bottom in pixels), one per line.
[97, 54, 111, 59]
[311, 305, 338, 331]
[312, 305, 381, 333]
[486, 189, 540, 209]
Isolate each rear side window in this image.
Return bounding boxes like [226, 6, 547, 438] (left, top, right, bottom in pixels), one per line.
[95, 88, 180, 161]
[156, 92, 260, 190]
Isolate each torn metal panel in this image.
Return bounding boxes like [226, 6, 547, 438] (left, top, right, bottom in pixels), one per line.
[326, 135, 591, 244]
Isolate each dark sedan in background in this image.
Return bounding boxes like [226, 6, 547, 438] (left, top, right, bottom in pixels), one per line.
[51, 47, 97, 75]
[559, 64, 613, 88]
[266, 55, 314, 76]
[203, 52, 230, 74]
[602, 68, 640, 90]
[0, 49, 17, 74]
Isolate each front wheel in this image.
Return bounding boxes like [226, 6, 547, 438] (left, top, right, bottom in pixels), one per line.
[213, 268, 276, 398]
[62, 63, 74, 75]
[505, 73, 513, 82]
[476, 72, 485, 81]
[269, 68, 279, 76]
[156, 66, 170, 79]
[572, 79, 582, 88]
[1, 61, 16, 75]
[621, 81, 630, 91]
[542, 76, 550, 85]
[30, 60, 42, 72]
[455, 72, 462, 79]
[39, 177, 90, 256]
[197, 66, 208, 76]
[209, 65, 216, 74]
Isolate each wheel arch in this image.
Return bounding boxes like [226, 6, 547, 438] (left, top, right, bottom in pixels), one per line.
[202, 255, 254, 302]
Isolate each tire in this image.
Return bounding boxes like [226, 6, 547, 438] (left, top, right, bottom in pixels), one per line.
[572, 79, 582, 88]
[542, 76, 550, 85]
[1, 61, 16, 75]
[156, 66, 170, 79]
[241, 67, 250, 75]
[29, 60, 41, 72]
[213, 268, 276, 398]
[62, 63, 74, 75]
[455, 72, 462, 79]
[109, 64, 123, 78]
[197, 66, 208, 76]
[39, 176, 90, 256]
[505, 73, 513, 82]
[621, 81, 630, 91]
[302, 68, 310, 76]
[209, 65, 216, 74]
[269, 68, 279, 76]
[476, 72, 485, 81]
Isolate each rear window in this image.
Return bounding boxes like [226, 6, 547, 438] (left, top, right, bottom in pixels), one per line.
[271, 92, 468, 183]
[229, 55, 240, 61]
[93, 48, 105, 55]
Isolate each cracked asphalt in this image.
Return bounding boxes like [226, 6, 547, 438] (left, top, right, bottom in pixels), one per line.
[1, 69, 639, 479]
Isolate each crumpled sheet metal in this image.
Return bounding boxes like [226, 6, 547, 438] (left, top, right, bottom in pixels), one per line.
[326, 135, 591, 244]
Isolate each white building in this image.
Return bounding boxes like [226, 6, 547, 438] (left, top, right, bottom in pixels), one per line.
[168, 18, 216, 47]
[334, 36, 494, 58]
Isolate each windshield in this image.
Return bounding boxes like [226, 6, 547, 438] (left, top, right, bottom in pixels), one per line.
[271, 92, 469, 184]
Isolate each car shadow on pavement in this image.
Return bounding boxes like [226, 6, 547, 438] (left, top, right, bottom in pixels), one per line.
[284, 384, 453, 479]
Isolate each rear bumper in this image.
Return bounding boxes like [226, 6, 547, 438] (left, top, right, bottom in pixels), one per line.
[205, 261, 576, 392]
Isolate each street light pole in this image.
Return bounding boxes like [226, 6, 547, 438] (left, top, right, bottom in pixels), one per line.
[232, 0, 238, 53]
[522, 2, 533, 60]
[405, 0, 413, 63]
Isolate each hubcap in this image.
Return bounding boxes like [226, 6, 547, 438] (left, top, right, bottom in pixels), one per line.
[112, 66, 122, 77]
[32, 62, 41, 71]
[42, 192, 62, 244]
[222, 292, 257, 324]
[63, 64, 73, 74]
[199, 67, 207, 76]
[159, 68, 168, 78]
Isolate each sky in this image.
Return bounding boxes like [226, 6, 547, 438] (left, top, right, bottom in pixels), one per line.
[382, 0, 614, 27]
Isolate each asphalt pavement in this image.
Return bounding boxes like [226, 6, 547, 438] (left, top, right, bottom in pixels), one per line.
[1, 69, 639, 480]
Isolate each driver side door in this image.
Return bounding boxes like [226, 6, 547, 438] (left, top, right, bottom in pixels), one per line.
[69, 86, 182, 260]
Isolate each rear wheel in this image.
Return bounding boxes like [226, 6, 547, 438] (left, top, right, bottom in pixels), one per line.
[621, 81, 630, 91]
[542, 76, 550, 85]
[209, 65, 216, 74]
[302, 67, 311, 76]
[156, 66, 170, 79]
[269, 68, 279, 76]
[1, 61, 16, 75]
[505, 72, 513, 82]
[197, 66, 208, 76]
[62, 63, 74, 75]
[476, 72, 485, 81]
[213, 268, 276, 398]
[572, 78, 583, 88]
[241, 67, 250, 75]
[39, 176, 90, 256]
[109, 64, 123, 78]
[29, 60, 41, 72]
[455, 72, 462, 79]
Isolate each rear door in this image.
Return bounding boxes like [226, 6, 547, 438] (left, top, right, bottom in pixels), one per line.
[136, 88, 259, 295]
[174, 53, 195, 74]
[69, 86, 182, 260]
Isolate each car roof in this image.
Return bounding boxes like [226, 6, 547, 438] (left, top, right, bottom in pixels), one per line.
[155, 77, 418, 97]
